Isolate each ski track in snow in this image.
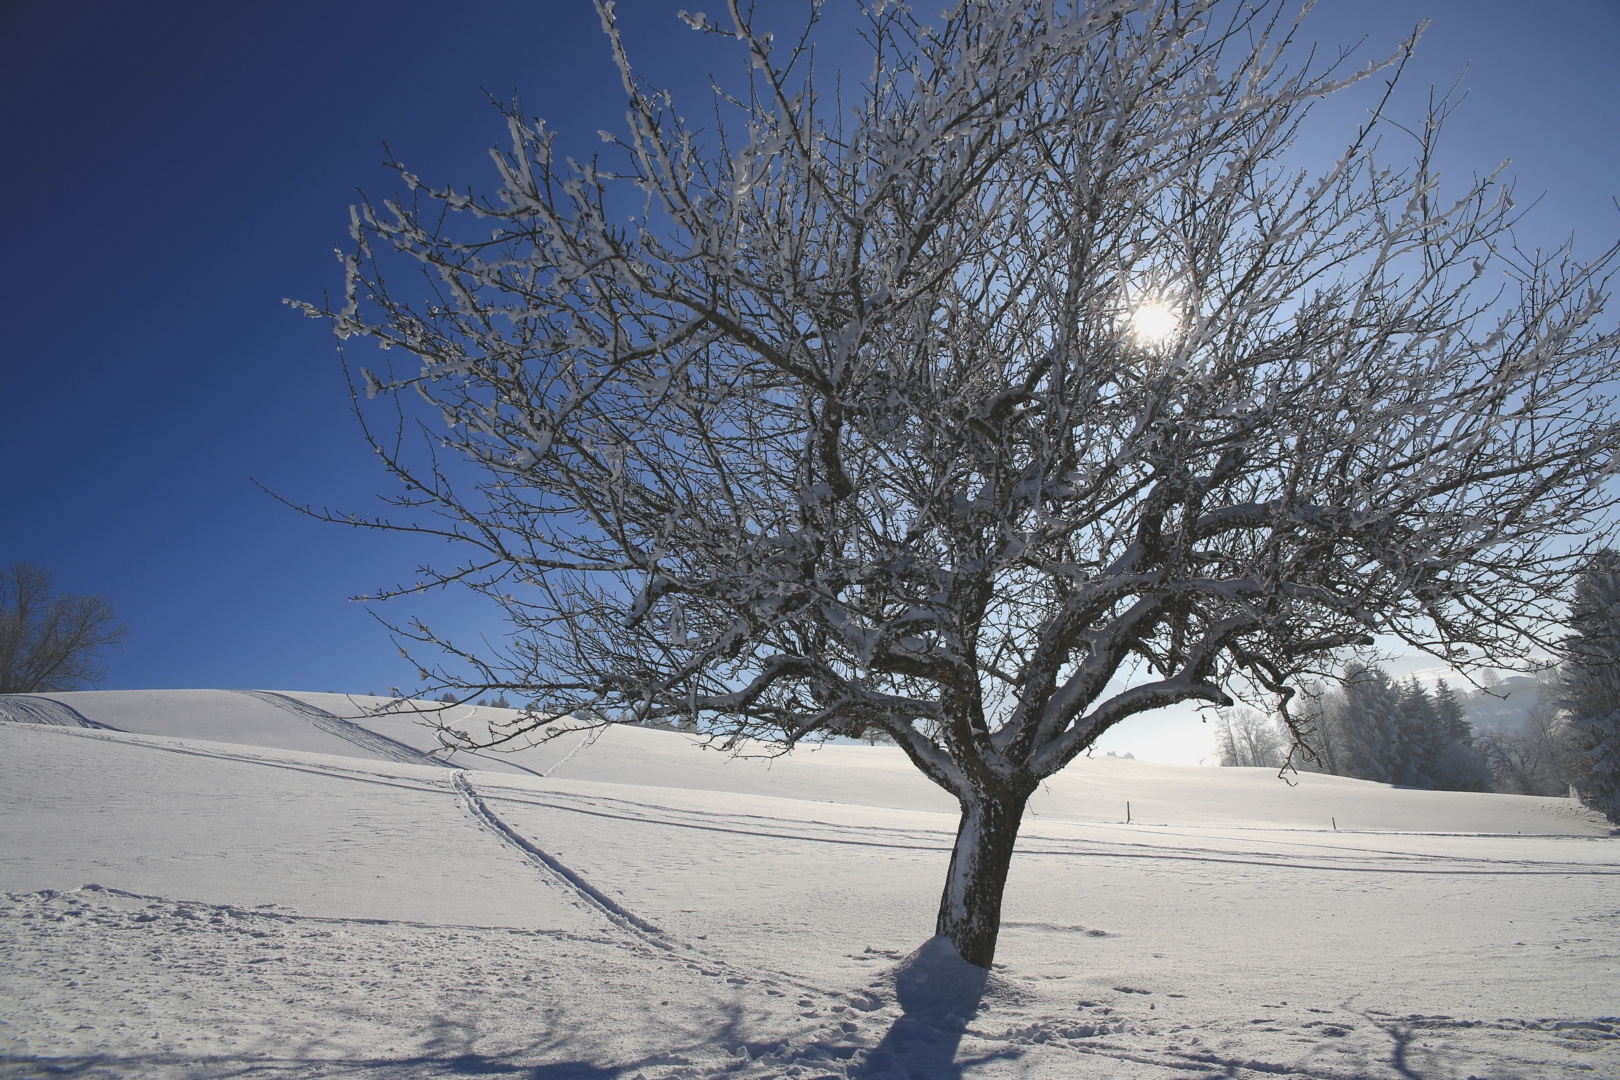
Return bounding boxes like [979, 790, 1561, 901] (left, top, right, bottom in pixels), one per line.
[471, 784, 1620, 878]
[2, 705, 1618, 1078]
[232, 689, 452, 768]
[454, 773, 672, 943]
[0, 695, 120, 730]
[453, 774, 862, 1005]
[8, 722, 450, 795]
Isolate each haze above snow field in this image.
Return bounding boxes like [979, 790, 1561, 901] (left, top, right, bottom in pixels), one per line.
[1003, 662, 1543, 765]
[2, 689, 1617, 1079]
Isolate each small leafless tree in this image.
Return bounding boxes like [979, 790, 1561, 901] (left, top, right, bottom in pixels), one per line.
[1475, 702, 1586, 797]
[0, 563, 128, 694]
[1214, 708, 1285, 768]
[298, 0, 1620, 966]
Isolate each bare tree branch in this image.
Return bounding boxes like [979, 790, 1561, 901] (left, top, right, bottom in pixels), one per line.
[0, 563, 128, 694]
[295, 0, 1620, 966]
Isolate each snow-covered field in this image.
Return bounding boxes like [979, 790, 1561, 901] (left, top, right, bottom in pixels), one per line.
[1, 690, 1616, 1079]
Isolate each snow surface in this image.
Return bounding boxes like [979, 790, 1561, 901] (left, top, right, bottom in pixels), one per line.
[2, 689, 1617, 1078]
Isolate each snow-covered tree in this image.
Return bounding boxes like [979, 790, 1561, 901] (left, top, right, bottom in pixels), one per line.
[1331, 664, 1406, 783]
[1433, 680, 1467, 743]
[300, 0, 1620, 966]
[1562, 551, 1620, 822]
[1214, 708, 1284, 768]
[1475, 699, 1585, 797]
[1304, 665, 1491, 790]
[1414, 678, 1493, 792]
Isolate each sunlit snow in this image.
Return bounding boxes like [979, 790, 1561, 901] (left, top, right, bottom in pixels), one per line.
[2, 690, 1616, 1078]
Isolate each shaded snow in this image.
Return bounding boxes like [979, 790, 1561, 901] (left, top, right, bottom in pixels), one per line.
[2, 691, 1617, 1078]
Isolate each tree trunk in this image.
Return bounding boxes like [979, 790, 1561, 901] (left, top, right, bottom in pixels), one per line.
[935, 791, 1030, 969]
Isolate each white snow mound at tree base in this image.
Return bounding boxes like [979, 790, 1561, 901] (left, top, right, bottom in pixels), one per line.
[1, 689, 1617, 1079]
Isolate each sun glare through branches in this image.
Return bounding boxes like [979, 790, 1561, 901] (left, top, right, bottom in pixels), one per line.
[1127, 301, 1180, 345]
[310, 0, 1620, 969]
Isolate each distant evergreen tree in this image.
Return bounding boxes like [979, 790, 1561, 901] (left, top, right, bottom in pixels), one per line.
[1311, 664, 1492, 791]
[1432, 679, 1468, 784]
[1420, 677, 1494, 792]
[1434, 680, 1468, 742]
[1393, 678, 1442, 787]
[1334, 664, 1404, 784]
[1562, 551, 1620, 824]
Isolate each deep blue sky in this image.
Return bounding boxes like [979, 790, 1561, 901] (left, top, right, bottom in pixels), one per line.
[2, 0, 1617, 697]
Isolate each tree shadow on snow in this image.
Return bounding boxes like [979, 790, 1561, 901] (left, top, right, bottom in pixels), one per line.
[853, 937, 1022, 1080]
[0, 1052, 620, 1079]
[0, 1008, 689, 1080]
[429, 1057, 619, 1078]
[12, 1001, 781, 1079]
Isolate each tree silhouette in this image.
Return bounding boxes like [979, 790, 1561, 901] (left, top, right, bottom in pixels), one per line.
[0, 563, 127, 694]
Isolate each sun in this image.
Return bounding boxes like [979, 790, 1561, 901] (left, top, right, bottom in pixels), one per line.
[1128, 302, 1179, 346]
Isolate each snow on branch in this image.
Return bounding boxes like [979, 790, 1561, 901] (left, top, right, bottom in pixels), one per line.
[300, 0, 1619, 811]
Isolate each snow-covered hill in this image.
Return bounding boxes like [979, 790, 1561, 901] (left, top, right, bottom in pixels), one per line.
[2, 690, 1616, 1079]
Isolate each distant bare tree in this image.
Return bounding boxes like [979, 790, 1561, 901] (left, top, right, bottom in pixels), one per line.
[1214, 709, 1285, 768]
[0, 563, 127, 693]
[300, 0, 1620, 966]
[1476, 701, 1586, 797]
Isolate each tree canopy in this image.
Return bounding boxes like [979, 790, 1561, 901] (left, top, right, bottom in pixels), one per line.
[301, 0, 1620, 965]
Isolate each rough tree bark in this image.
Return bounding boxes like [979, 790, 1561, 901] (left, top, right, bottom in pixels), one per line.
[939, 787, 1034, 968]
